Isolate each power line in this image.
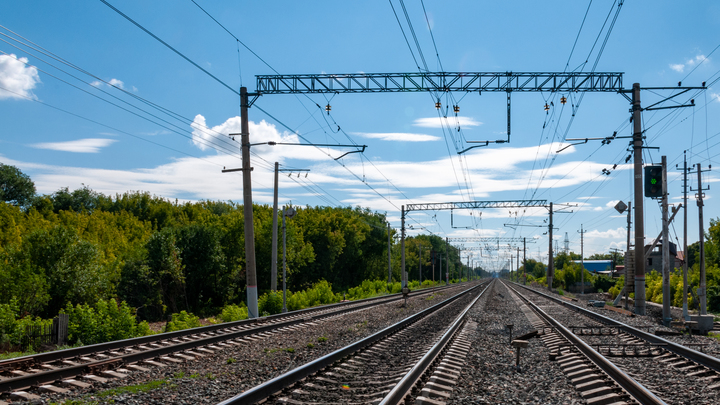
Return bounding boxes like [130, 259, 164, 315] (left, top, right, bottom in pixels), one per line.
[99, 0, 239, 96]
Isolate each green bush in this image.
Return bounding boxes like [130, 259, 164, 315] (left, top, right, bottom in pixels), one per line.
[219, 304, 248, 322]
[0, 300, 19, 344]
[592, 274, 616, 293]
[13, 316, 53, 351]
[63, 298, 151, 345]
[286, 280, 341, 311]
[164, 310, 202, 332]
[258, 292, 283, 316]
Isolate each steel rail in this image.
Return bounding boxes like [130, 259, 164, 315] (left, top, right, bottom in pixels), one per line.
[512, 281, 720, 373]
[216, 281, 489, 405]
[0, 284, 455, 369]
[504, 282, 666, 405]
[379, 280, 491, 404]
[0, 284, 463, 393]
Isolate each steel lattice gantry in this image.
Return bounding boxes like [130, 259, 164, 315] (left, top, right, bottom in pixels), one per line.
[406, 200, 547, 211]
[447, 237, 536, 243]
[400, 200, 548, 287]
[255, 72, 623, 94]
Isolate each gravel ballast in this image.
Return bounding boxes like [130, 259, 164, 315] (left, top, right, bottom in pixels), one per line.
[35, 284, 474, 405]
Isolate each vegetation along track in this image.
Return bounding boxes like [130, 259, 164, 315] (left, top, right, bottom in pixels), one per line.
[507, 280, 720, 404]
[0, 283, 466, 403]
[217, 281, 491, 405]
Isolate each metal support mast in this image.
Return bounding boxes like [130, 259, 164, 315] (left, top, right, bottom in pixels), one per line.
[678, 152, 690, 320]
[579, 225, 586, 294]
[631, 83, 647, 315]
[661, 156, 671, 325]
[692, 163, 711, 314]
[387, 223, 392, 284]
[523, 238, 527, 285]
[401, 206, 406, 288]
[271, 162, 279, 291]
[548, 202, 554, 290]
[241, 87, 258, 319]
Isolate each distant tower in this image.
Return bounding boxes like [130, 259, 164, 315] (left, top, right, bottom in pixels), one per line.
[564, 232, 570, 254]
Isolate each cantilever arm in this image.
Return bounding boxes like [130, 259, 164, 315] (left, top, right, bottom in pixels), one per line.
[334, 145, 367, 160]
[458, 141, 490, 154]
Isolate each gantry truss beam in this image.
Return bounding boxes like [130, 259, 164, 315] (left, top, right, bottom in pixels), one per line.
[448, 237, 535, 243]
[256, 72, 623, 94]
[461, 246, 517, 251]
[406, 200, 547, 212]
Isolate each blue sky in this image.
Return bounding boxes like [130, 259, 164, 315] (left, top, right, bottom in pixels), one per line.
[2, 1, 719, 272]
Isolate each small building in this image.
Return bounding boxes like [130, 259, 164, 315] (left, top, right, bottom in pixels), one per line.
[645, 241, 677, 273]
[573, 260, 613, 274]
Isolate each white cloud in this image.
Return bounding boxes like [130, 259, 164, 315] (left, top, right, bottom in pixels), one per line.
[0, 54, 40, 100]
[190, 115, 351, 163]
[413, 116, 482, 128]
[30, 138, 117, 153]
[353, 132, 440, 142]
[90, 78, 132, 91]
[669, 64, 685, 73]
[712, 93, 720, 103]
[669, 54, 708, 74]
[108, 78, 125, 89]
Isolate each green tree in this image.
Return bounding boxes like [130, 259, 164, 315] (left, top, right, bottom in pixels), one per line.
[0, 164, 36, 207]
[145, 229, 186, 315]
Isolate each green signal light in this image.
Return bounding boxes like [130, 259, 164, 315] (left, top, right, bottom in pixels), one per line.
[651, 179, 657, 185]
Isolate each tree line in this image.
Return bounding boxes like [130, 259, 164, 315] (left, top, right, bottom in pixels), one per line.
[0, 164, 474, 322]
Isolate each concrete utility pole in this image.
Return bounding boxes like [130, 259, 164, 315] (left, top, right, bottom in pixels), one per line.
[578, 225, 586, 295]
[401, 206, 406, 288]
[439, 254, 442, 283]
[694, 163, 710, 314]
[547, 202, 554, 290]
[445, 238, 449, 285]
[523, 238, 527, 285]
[510, 252, 514, 282]
[516, 247, 520, 283]
[271, 162, 279, 292]
[418, 243, 422, 283]
[432, 251, 435, 282]
[631, 83, 647, 315]
[240, 87, 258, 319]
[625, 201, 631, 310]
[678, 152, 689, 320]
[387, 223, 392, 284]
[661, 156, 671, 326]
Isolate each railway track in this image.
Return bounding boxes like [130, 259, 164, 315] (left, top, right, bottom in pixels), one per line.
[507, 281, 720, 404]
[0, 283, 466, 403]
[216, 280, 492, 405]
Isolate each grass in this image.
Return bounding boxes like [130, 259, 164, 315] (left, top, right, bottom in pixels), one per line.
[226, 357, 237, 364]
[709, 332, 720, 342]
[317, 337, 327, 342]
[306, 343, 314, 348]
[50, 379, 175, 404]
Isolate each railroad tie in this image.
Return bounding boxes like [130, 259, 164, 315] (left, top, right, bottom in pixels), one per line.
[60, 379, 92, 388]
[9, 391, 41, 401]
[81, 374, 108, 383]
[141, 360, 167, 368]
[38, 384, 69, 394]
[415, 396, 447, 405]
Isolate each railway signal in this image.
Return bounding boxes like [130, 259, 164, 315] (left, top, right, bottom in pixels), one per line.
[644, 165, 663, 198]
